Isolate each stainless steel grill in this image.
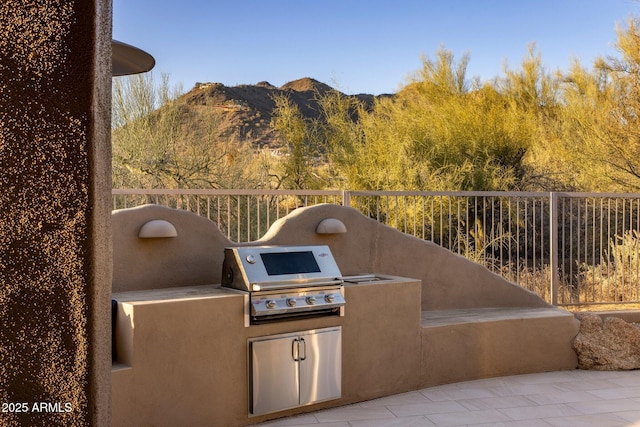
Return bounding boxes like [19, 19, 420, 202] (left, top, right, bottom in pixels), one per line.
[221, 245, 346, 324]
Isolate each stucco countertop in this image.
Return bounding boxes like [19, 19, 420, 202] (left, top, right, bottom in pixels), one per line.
[112, 284, 242, 304]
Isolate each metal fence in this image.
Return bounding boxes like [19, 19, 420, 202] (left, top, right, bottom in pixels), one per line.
[113, 189, 640, 307]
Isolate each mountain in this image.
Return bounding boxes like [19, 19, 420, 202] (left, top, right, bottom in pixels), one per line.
[177, 77, 388, 150]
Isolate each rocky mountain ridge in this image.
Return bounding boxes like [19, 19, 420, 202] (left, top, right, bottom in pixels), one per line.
[176, 77, 387, 149]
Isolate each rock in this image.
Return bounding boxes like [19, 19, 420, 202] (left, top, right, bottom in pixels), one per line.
[572, 313, 640, 370]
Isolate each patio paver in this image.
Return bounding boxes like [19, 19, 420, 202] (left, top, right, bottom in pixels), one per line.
[252, 370, 640, 427]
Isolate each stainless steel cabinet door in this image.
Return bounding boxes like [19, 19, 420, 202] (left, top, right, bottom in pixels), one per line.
[250, 333, 299, 415]
[249, 327, 342, 416]
[299, 327, 342, 406]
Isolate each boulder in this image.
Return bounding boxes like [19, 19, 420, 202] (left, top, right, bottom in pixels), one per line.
[572, 313, 640, 370]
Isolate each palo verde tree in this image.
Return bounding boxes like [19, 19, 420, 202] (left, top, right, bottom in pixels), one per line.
[269, 94, 327, 189]
[559, 17, 640, 191]
[318, 89, 401, 190]
[496, 45, 571, 191]
[112, 72, 261, 189]
[317, 48, 535, 191]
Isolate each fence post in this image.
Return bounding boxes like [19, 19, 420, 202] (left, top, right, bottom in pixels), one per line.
[549, 192, 560, 305]
[343, 190, 351, 207]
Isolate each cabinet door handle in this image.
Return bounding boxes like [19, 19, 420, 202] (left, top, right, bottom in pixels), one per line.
[299, 337, 306, 361]
[292, 338, 299, 361]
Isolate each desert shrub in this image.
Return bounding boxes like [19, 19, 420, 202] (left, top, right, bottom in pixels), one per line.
[577, 230, 640, 303]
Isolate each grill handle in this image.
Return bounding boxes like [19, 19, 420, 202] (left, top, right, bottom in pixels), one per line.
[292, 338, 299, 361]
[252, 279, 343, 291]
[299, 337, 306, 361]
[292, 337, 307, 361]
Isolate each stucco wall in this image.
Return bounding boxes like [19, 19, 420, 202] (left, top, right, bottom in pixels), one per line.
[112, 203, 549, 310]
[111, 277, 423, 426]
[112, 204, 233, 292]
[0, 1, 112, 426]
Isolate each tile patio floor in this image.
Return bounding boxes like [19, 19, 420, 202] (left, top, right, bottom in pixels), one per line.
[253, 369, 640, 427]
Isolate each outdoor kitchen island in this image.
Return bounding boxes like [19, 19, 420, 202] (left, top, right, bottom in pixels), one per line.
[110, 203, 579, 427]
[111, 275, 422, 427]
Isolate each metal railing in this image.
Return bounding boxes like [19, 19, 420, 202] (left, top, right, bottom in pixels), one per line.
[552, 193, 640, 306]
[113, 189, 640, 307]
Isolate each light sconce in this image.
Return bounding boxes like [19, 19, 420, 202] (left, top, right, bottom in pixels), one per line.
[112, 40, 156, 76]
[138, 219, 178, 239]
[316, 218, 347, 234]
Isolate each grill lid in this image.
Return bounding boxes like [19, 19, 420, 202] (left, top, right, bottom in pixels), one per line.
[221, 245, 343, 291]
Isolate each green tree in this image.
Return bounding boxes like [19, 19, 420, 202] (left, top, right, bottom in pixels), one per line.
[558, 17, 640, 191]
[112, 72, 262, 189]
[269, 94, 327, 189]
[317, 48, 534, 191]
[497, 45, 571, 191]
[318, 89, 398, 190]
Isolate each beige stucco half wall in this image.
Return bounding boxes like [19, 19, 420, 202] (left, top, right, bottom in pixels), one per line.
[113, 203, 549, 311]
[112, 205, 232, 292]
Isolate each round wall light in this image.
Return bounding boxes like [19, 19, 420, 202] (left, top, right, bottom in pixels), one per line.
[138, 219, 178, 239]
[316, 218, 347, 234]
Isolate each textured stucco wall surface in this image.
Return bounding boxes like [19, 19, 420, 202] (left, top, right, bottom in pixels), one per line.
[0, 1, 111, 426]
[112, 203, 551, 310]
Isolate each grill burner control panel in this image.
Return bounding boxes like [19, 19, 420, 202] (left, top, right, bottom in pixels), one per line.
[251, 287, 346, 317]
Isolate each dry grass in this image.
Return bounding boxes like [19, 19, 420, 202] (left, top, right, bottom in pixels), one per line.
[563, 303, 640, 312]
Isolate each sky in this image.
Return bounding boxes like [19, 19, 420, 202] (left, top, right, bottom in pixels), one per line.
[113, 0, 640, 95]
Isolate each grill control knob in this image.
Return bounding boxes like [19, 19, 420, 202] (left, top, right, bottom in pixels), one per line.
[306, 296, 316, 305]
[246, 255, 256, 264]
[286, 298, 297, 307]
[265, 300, 277, 309]
[324, 294, 335, 303]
